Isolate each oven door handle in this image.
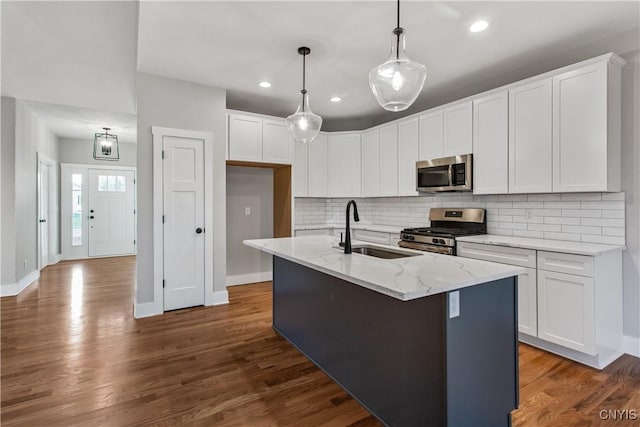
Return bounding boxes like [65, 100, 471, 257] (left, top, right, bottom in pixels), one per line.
[399, 241, 454, 255]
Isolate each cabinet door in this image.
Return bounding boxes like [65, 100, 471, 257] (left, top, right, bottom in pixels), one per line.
[553, 63, 608, 192]
[228, 114, 262, 162]
[379, 123, 398, 197]
[473, 91, 508, 195]
[262, 119, 292, 164]
[537, 270, 596, 355]
[328, 133, 362, 197]
[443, 101, 473, 156]
[307, 133, 328, 197]
[518, 268, 538, 336]
[509, 78, 553, 193]
[419, 109, 443, 160]
[361, 129, 381, 197]
[398, 117, 419, 196]
[293, 140, 308, 197]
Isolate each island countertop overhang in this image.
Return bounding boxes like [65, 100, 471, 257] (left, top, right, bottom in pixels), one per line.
[244, 236, 524, 301]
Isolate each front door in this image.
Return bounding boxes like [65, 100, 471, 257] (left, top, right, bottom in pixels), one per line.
[162, 136, 205, 311]
[88, 169, 135, 257]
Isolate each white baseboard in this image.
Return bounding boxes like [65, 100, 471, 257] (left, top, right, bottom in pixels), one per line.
[50, 253, 62, 265]
[0, 270, 40, 297]
[623, 335, 640, 357]
[210, 290, 229, 306]
[133, 301, 162, 318]
[226, 271, 272, 286]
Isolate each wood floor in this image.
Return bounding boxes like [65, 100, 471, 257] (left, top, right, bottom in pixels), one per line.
[1, 257, 638, 426]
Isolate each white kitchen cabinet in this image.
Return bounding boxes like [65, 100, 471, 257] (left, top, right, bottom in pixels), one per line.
[473, 91, 509, 195]
[295, 228, 332, 237]
[518, 268, 538, 337]
[398, 117, 419, 196]
[537, 269, 595, 355]
[361, 129, 381, 197]
[443, 101, 473, 156]
[262, 119, 292, 164]
[328, 133, 361, 197]
[458, 240, 623, 369]
[552, 58, 623, 192]
[379, 123, 398, 197]
[362, 123, 398, 198]
[419, 109, 443, 160]
[228, 113, 292, 164]
[307, 133, 328, 197]
[293, 140, 308, 197]
[509, 78, 553, 193]
[228, 113, 262, 162]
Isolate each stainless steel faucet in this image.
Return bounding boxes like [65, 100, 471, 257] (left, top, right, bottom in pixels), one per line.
[343, 200, 360, 254]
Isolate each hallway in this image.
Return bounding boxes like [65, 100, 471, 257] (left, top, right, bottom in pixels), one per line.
[1, 257, 638, 426]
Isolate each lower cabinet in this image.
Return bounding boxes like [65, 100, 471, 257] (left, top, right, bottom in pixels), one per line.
[457, 241, 622, 368]
[294, 228, 332, 237]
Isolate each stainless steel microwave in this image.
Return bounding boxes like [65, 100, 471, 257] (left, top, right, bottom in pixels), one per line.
[416, 154, 473, 192]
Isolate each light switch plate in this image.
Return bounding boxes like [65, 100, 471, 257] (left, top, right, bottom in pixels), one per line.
[449, 291, 460, 318]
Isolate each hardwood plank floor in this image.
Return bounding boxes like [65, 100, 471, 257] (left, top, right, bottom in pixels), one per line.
[1, 257, 638, 426]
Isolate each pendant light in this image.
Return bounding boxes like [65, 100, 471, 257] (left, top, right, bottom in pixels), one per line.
[93, 127, 120, 161]
[369, 0, 427, 112]
[286, 47, 322, 143]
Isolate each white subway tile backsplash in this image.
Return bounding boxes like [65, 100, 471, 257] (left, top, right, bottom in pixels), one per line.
[295, 192, 626, 246]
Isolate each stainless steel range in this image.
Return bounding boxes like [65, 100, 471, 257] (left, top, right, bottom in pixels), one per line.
[399, 208, 486, 255]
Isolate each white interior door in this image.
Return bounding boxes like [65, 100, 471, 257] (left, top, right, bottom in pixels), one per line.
[162, 136, 205, 311]
[88, 169, 135, 257]
[38, 162, 50, 269]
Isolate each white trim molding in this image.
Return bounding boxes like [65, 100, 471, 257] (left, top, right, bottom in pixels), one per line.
[134, 301, 163, 319]
[211, 290, 229, 306]
[227, 272, 273, 286]
[1, 270, 40, 297]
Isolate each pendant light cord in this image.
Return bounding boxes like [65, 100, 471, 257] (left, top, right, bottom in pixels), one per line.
[395, 0, 401, 60]
[301, 52, 306, 112]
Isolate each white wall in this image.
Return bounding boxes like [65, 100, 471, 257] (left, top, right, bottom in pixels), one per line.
[1, 97, 16, 286]
[58, 137, 137, 167]
[226, 166, 273, 285]
[136, 72, 226, 307]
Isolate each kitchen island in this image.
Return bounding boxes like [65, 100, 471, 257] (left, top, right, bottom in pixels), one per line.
[244, 236, 524, 427]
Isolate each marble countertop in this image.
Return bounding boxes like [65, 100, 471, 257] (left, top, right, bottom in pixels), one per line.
[294, 223, 403, 234]
[244, 236, 524, 301]
[456, 234, 625, 256]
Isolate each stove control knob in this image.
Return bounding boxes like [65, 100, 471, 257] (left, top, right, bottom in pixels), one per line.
[438, 239, 446, 244]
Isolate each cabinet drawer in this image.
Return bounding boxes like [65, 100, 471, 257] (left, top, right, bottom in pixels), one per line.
[457, 242, 536, 268]
[353, 229, 390, 245]
[295, 229, 332, 237]
[538, 251, 593, 277]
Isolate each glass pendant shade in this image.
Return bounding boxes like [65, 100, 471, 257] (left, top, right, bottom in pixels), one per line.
[286, 92, 322, 144]
[369, 28, 427, 112]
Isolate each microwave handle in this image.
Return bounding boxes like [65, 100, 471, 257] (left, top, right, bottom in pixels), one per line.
[448, 164, 453, 186]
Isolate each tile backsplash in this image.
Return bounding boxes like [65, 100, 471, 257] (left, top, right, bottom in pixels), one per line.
[294, 192, 626, 245]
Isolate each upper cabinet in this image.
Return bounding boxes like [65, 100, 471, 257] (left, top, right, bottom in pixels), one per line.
[227, 113, 292, 164]
[419, 109, 444, 160]
[308, 133, 329, 197]
[443, 101, 473, 156]
[398, 117, 419, 196]
[473, 91, 508, 195]
[361, 123, 398, 197]
[328, 133, 362, 197]
[552, 60, 622, 192]
[509, 78, 553, 193]
[293, 140, 308, 197]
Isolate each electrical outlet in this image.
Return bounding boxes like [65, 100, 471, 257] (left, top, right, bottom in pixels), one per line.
[245, 207, 251, 216]
[23, 259, 27, 269]
[525, 209, 534, 221]
[449, 291, 460, 318]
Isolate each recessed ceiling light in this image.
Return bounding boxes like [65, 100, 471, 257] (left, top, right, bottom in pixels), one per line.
[259, 81, 271, 88]
[469, 20, 489, 33]
[330, 96, 342, 103]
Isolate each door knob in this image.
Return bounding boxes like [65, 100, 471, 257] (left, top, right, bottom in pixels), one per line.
[89, 216, 95, 219]
[90, 209, 94, 213]
[195, 228, 203, 234]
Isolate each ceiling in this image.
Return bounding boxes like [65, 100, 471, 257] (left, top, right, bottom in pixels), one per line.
[22, 101, 138, 144]
[2, 1, 639, 135]
[137, 1, 640, 129]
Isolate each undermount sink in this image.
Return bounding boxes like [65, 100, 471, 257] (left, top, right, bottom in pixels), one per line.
[343, 245, 423, 259]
